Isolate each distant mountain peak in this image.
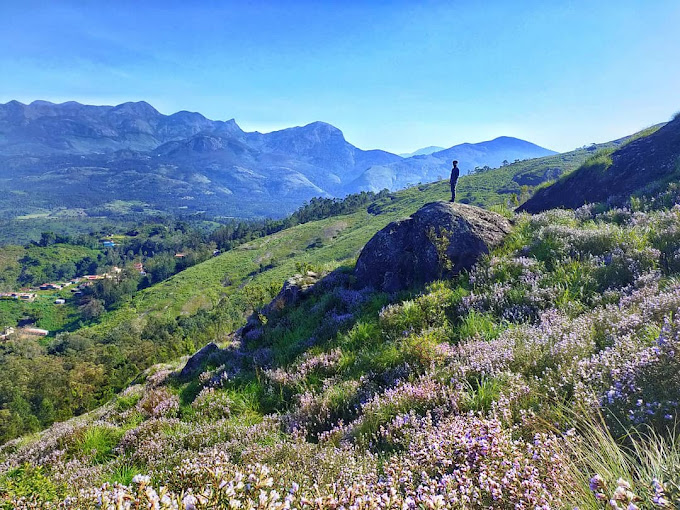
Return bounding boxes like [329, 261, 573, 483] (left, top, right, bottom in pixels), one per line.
[295, 121, 345, 138]
[110, 101, 160, 117]
[0, 98, 563, 222]
[304, 120, 337, 129]
[400, 146, 445, 158]
[170, 110, 208, 121]
[2, 99, 24, 110]
[490, 135, 521, 141]
[30, 100, 56, 106]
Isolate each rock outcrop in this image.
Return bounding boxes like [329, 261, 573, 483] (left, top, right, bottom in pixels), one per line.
[239, 271, 323, 341]
[263, 271, 321, 315]
[355, 202, 512, 292]
[179, 342, 220, 380]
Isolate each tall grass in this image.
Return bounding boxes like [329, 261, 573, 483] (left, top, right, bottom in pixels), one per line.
[579, 148, 615, 174]
[560, 410, 680, 509]
[72, 426, 124, 464]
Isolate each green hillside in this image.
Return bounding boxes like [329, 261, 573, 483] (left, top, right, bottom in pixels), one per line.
[0, 125, 658, 445]
[4, 180, 680, 507]
[78, 129, 651, 337]
[520, 122, 674, 212]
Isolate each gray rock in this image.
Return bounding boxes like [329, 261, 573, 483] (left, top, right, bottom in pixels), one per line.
[354, 201, 512, 292]
[263, 271, 321, 315]
[239, 271, 322, 340]
[179, 342, 220, 379]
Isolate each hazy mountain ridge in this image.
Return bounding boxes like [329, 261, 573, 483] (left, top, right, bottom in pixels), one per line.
[349, 136, 557, 192]
[399, 145, 445, 157]
[0, 100, 555, 219]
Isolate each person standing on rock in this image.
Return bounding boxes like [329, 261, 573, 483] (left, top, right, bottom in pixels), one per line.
[450, 160, 460, 202]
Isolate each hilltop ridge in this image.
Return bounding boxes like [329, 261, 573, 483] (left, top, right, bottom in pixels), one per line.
[520, 119, 678, 212]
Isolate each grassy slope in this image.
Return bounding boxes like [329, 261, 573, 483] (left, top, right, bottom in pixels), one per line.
[83, 135, 633, 338]
[82, 134, 644, 338]
[85, 183, 451, 335]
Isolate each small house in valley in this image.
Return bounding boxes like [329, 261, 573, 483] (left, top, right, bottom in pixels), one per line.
[22, 327, 49, 337]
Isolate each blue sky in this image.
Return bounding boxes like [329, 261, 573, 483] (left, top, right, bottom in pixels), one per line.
[1, 0, 679, 153]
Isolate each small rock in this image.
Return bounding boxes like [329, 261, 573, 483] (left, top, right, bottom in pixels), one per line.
[180, 342, 220, 379]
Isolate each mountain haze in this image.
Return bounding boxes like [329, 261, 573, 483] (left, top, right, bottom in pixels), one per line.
[399, 146, 445, 157]
[349, 136, 557, 192]
[0, 100, 555, 220]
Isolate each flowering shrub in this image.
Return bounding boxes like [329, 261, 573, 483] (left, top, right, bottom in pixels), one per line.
[136, 388, 180, 419]
[190, 387, 233, 421]
[5, 189, 680, 508]
[598, 316, 680, 433]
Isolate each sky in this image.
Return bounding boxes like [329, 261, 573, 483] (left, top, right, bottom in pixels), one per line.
[1, 0, 679, 154]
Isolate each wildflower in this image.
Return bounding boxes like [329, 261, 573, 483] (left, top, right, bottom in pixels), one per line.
[616, 478, 632, 490]
[183, 493, 197, 510]
[590, 474, 605, 492]
[132, 474, 151, 485]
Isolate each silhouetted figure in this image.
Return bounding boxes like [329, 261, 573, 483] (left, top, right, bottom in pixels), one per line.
[450, 160, 460, 202]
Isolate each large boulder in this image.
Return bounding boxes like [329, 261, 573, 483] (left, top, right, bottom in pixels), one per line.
[355, 202, 512, 292]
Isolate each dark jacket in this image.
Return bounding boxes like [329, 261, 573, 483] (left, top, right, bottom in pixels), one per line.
[450, 166, 460, 182]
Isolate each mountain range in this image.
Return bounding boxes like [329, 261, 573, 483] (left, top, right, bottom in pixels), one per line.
[0, 100, 556, 220]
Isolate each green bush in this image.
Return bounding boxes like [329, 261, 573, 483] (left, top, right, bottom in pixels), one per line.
[0, 464, 65, 507]
[71, 425, 124, 464]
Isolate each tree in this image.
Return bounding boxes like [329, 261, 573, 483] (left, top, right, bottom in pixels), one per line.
[80, 297, 105, 320]
[146, 254, 176, 283]
[57, 262, 77, 280]
[38, 232, 57, 247]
